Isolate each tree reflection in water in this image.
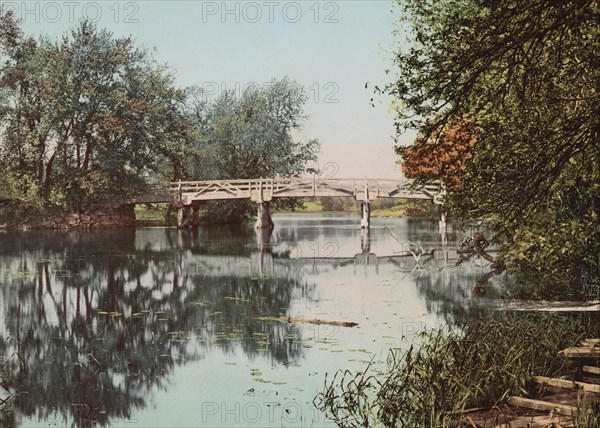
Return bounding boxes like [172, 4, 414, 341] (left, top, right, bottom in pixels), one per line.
[0, 228, 316, 427]
[411, 255, 507, 325]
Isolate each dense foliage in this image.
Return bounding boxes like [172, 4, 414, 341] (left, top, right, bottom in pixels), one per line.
[399, 120, 478, 190]
[0, 13, 318, 223]
[388, 0, 599, 299]
[184, 80, 319, 222]
[0, 15, 192, 215]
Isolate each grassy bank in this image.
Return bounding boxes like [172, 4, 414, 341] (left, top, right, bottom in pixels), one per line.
[134, 198, 439, 225]
[272, 200, 329, 214]
[134, 204, 177, 225]
[316, 314, 599, 427]
[273, 198, 438, 217]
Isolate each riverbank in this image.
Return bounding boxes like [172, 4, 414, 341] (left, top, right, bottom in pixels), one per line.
[272, 198, 438, 218]
[317, 315, 600, 427]
[1, 203, 137, 230]
[468, 338, 600, 427]
[0, 198, 439, 230]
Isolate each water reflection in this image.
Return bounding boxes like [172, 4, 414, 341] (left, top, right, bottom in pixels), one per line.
[0, 216, 503, 427]
[0, 228, 318, 426]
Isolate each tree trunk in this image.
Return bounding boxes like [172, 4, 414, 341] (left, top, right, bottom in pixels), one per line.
[44, 152, 56, 190]
[82, 143, 92, 171]
[472, 232, 496, 263]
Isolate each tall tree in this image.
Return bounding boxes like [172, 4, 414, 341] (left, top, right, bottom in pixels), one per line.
[0, 14, 193, 214]
[1, 14, 319, 226]
[186, 78, 320, 222]
[387, 0, 599, 298]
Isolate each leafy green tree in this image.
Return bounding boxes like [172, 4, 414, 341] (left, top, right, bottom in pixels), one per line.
[387, 0, 599, 298]
[189, 78, 319, 180]
[0, 14, 193, 216]
[186, 78, 320, 223]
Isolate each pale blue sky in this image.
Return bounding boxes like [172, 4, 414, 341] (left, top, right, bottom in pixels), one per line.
[5, 0, 415, 178]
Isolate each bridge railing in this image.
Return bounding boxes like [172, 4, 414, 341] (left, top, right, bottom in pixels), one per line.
[145, 177, 444, 203]
[161, 177, 431, 191]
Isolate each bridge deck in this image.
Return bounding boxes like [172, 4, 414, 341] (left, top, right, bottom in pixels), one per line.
[132, 178, 444, 206]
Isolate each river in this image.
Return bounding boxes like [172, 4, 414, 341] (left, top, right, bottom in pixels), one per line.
[0, 214, 505, 427]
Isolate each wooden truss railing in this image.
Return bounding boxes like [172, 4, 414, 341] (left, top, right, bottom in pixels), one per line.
[139, 177, 444, 206]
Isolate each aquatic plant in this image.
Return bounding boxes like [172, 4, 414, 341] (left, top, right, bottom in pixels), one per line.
[315, 314, 597, 427]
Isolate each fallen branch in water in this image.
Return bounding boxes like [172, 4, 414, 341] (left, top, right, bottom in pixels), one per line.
[384, 226, 426, 268]
[282, 317, 358, 327]
[472, 232, 506, 295]
[255, 316, 358, 328]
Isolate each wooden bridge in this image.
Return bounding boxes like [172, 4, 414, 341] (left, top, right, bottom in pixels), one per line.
[132, 177, 445, 229]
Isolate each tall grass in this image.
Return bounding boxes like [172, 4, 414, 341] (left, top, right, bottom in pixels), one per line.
[576, 401, 600, 427]
[315, 314, 598, 427]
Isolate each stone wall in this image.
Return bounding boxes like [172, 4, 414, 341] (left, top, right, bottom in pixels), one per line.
[38, 204, 136, 229]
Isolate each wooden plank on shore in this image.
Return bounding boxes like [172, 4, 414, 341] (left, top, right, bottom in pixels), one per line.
[469, 406, 578, 427]
[583, 376, 600, 385]
[533, 376, 600, 393]
[507, 396, 580, 416]
[583, 366, 600, 375]
[559, 347, 600, 358]
[495, 414, 575, 428]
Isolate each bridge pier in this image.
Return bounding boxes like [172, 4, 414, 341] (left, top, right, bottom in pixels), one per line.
[360, 201, 371, 229]
[361, 228, 371, 254]
[439, 211, 448, 236]
[177, 204, 200, 228]
[255, 202, 274, 229]
[177, 207, 188, 228]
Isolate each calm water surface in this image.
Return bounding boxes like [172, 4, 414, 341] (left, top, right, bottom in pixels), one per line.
[0, 214, 504, 427]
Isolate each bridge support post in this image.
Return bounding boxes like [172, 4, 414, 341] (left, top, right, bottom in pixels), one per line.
[360, 201, 371, 229]
[177, 206, 189, 228]
[190, 204, 200, 228]
[361, 228, 371, 254]
[439, 211, 448, 237]
[177, 204, 201, 228]
[255, 202, 274, 229]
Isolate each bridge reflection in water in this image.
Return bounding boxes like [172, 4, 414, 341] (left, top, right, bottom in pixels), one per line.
[175, 223, 458, 280]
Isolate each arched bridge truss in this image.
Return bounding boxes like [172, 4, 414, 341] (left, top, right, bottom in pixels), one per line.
[132, 177, 445, 229]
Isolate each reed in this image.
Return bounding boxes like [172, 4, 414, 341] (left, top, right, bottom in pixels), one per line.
[315, 314, 597, 427]
[575, 401, 600, 428]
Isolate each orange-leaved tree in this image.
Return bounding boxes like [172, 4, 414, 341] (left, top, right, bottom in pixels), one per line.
[397, 120, 478, 190]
